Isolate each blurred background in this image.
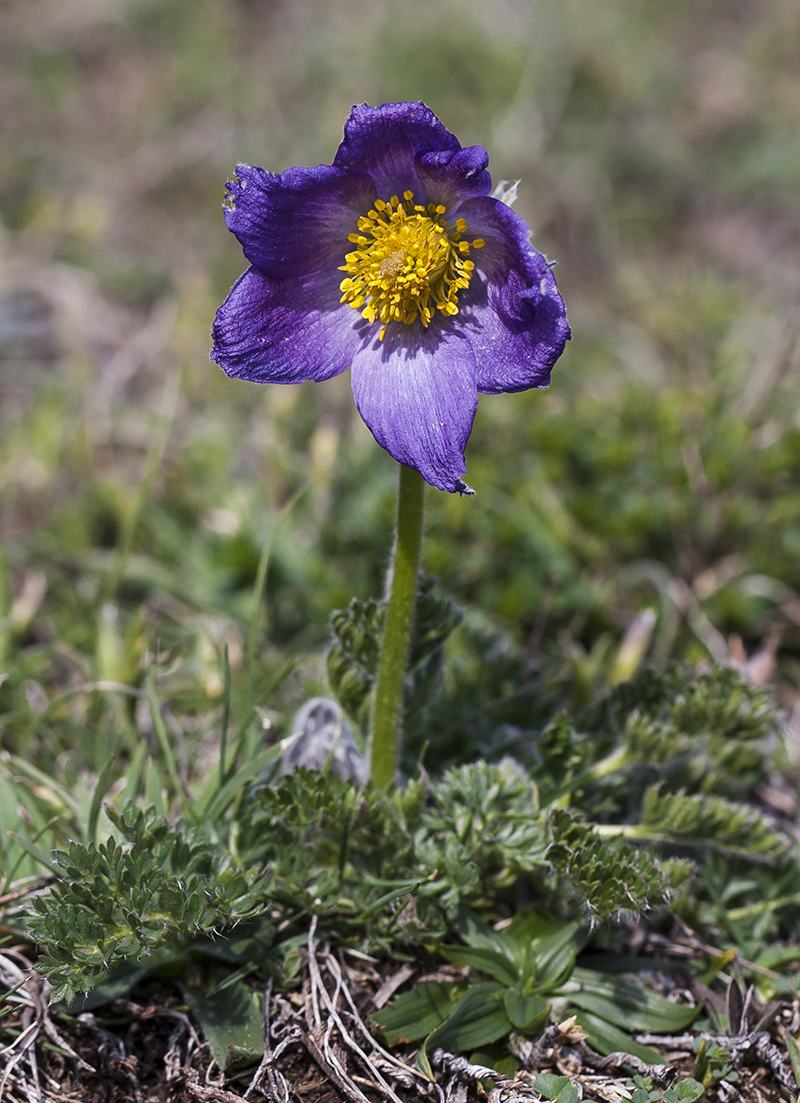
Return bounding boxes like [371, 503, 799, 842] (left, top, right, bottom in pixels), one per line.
[2, 0, 800, 782]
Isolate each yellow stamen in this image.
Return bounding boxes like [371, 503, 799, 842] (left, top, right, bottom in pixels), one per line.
[338, 192, 484, 339]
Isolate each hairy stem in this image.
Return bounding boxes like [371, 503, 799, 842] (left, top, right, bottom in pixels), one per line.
[369, 464, 425, 789]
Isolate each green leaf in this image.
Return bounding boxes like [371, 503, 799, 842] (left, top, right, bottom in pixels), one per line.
[627, 786, 788, 862]
[373, 983, 462, 1046]
[492, 910, 588, 987]
[451, 904, 521, 961]
[441, 945, 520, 987]
[503, 988, 551, 1032]
[182, 980, 264, 1071]
[66, 963, 155, 1012]
[354, 879, 420, 922]
[328, 577, 461, 735]
[675, 1078, 704, 1102]
[202, 745, 282, 824]
[573, 1011, 665, 1065]
[421, 983, 510, 1075]
[87, 754, 119, 844]
[549, 810, 670, 920]
[26, 803, 266, 999]
[533, 1073, 579, 1103]
[786, 1033, 800, 1091]
[469, 1049, 518, 1079]
[7, 832, 61, 873]
[556, 968, 697, 1033]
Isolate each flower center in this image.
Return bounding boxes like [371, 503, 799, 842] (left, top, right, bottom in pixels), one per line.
[338, 191, 484, 340]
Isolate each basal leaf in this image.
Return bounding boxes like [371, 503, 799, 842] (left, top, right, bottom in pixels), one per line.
[373, 982, 461, 1046]
[421, 982, 510, 1075]
[786, 1032, 800, 1091]
[572, 1010, 665, 1065]
[441, 945, 520, 986]
[633, 786, 788, 863]
[503, 988, 551, 1032]
[557, 968, 696, 1033]
[505, 910, 588, 989]
[66, 962, 154, 1013]
[675, 1079, 705, 1102]
[182, 980, 264, 1071]
[452, 905, 521, 965]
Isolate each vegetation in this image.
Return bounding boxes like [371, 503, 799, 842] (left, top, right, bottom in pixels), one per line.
[2, 0, 800, 1098]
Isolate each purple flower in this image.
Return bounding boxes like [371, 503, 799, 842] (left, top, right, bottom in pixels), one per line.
[212, 102, 570, 493]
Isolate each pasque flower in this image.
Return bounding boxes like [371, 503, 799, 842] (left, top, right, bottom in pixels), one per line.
[212, 102, 570, 493]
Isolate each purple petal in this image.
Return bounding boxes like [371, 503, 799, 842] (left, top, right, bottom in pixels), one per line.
[334, 102, 461, 200]
[415, 146, 493, 209]
[456, 197, 571, 393]
[224, 163, 375, 279]
[350, 325, 478, 493]
[212, 266, 364, 384]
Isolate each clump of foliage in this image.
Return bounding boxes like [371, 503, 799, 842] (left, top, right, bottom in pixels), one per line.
[19, 660, 789, 1011]
[24, 806, 265, 1002]
[373, 906, 696, 1074]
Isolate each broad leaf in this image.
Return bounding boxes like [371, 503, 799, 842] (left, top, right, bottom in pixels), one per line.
[572, 1011, 665, 1065]
[452, 906, 521, 964]
[182, 980, 264, 1071]
[503, 988, 551, 1032]
[420, 983, 510, 1077]
[786, 1032, 800, 1091]
[556, 968, 697, 1032]
[534, 1073, 580, 1103]
[675, 1080, 705, 1102]
[373, 982, 462, 1045]
[449, 907, 587, 991]
[503, 910, 588, 989]
[441, 945, 520, 986]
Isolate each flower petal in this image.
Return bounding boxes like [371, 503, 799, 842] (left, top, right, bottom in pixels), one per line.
[224, 163, 375, 278]
[415, 145, 493, 209]
[456, 196, 571, 393]
[350, 324, 478, 493]
[211, 266, 365, 384]
[334, 102, 461, 200]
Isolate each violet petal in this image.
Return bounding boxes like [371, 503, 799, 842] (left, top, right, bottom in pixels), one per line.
[456, 196, 570, 393]
[350, 324, 478, 493]
[415, 145, 493, 209]
[224, 163, 374, 279]
[212, 266, 364, 383]
[334, 102, 461, 200]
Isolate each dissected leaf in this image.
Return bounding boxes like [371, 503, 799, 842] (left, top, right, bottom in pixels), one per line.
[26, 804, 266, 1002]
[631, 787, 788, 862]
[66, 963, 155, 1013]
[549, 810, 670, 920]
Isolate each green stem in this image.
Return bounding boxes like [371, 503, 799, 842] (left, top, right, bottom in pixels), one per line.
[369, 464, 425, 789]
